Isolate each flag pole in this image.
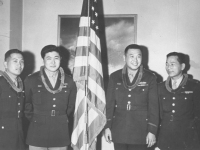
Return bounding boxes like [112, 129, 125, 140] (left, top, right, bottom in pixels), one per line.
[84, 0, 90, 150]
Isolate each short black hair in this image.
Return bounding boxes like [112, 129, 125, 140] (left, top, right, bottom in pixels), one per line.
[124, 44, 142, 55]
[5, 49, 24, 61]
[167, 52, 185, 64]
[41, 45, 61, 59]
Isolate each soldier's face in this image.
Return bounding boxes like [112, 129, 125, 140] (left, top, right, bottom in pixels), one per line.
[124, 48, 142, 71]
[43, 51, 61, 72]
[166, 56, 185, 80]
[4, 53, 24, 77]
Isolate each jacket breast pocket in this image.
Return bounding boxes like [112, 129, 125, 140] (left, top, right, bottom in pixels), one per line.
[135, 86, 149, 104]
[137, 86, 149, 94]
[32, 88, 44, 104]
[115, 84, 124, 103]
[0, 91, 13, 110]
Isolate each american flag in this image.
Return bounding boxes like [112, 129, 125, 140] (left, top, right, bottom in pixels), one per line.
[71, 0, 106, 150]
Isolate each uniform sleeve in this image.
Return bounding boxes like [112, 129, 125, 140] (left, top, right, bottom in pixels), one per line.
[147, 75, 159, 135]
[67, 80, 77, 117]
[193, 81, 200, 140]
[104, 74, 116, 129]
[24, 77, 34, 121]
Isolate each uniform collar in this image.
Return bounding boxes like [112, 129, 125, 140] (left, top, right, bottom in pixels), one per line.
[5, 71, 17, 83]
[171, 75, 183, 88]
[165, 74, 188, 92]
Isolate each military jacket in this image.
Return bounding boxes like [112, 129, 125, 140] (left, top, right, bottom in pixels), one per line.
[105, 66, 159, 144]
[24, 68, 77, 147]
[0, 74, 25, 150]
[157, 75, 200, 150]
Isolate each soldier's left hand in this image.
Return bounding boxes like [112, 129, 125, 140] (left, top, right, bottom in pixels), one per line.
[146, 132, 156, 147]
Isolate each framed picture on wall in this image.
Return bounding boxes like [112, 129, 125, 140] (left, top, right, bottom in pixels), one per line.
[58, 14, 137, 75]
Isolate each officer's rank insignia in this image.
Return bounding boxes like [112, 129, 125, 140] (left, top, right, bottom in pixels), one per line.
[138, 82, 148, 86]
[38, 85, 42, 87]
[117, 83, 122, 85]
[184, 91, 193, 94]
[63, 83, 68, 88]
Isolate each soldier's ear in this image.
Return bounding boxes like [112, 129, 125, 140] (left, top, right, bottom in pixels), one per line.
[4, 61, 8, 70]
[123, 55, 125, 62]
[181, 63, 185, 71]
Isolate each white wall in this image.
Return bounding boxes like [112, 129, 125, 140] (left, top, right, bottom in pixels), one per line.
[10, 0, 23, 49]
[0, 0, 22, 70]
[0, 0, 10, 70]
[22, 0, 200, 80]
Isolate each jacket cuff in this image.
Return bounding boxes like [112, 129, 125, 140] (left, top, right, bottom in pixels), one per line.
[148, 123, 158, 135]
[104, 119, 112, 130]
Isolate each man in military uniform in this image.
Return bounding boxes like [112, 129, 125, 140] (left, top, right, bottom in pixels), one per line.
[24, 45, 77, 150]
[156, 52, 200, 150]
[0, 49, 25, 150]
[104, 44, 159, 150]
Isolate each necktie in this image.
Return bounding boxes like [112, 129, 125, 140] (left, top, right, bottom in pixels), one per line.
[172, 80, 177, 89]
[49, 75, 57, 88]
[128, 73, 134, 83]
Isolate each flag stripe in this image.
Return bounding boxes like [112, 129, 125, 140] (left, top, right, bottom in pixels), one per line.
[89, 53, 103, 77]
[75, 46, 88, 56]
[74, 53, 103, 77]
[74, 56, 88, 67]
[77, 28, 101, 52]
[88, 108, 98, 126]
[74, 89, 85, 121]
[88, 65, 104, 89]
[87, 89, 106, 112]
[75, 42, 101, 63]
[78, 26, 90, 38]
[88, 112, 105, 141]
[90, 28, 101, 51]
[77, 36, 90, 47]
[88, 76, 105, 103]
[79, 17, 90, 27]
[71, 113, 85, 144]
